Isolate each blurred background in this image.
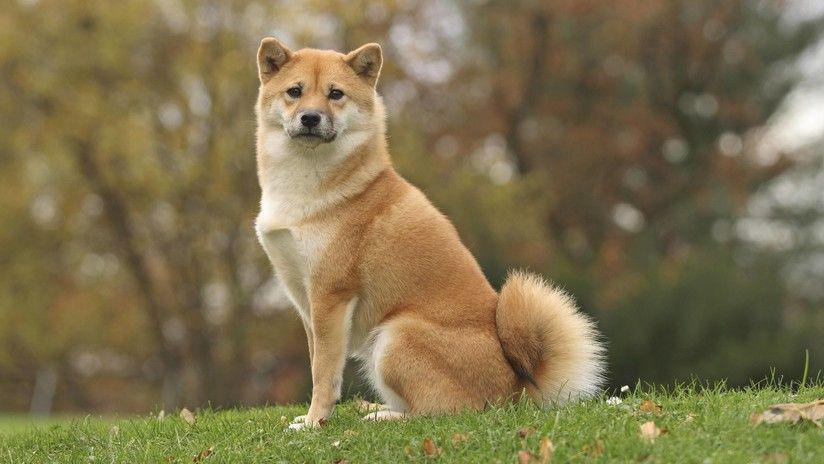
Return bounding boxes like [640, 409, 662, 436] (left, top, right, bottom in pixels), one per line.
[1, 0, 823, 415]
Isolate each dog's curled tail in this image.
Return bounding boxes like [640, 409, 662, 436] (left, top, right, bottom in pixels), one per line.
[496, 270, 605, 406]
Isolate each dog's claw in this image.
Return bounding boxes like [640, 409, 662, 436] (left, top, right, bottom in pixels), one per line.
[287, 421, 310, 430]
[286, 414, 327, 430]
[286, 414, 308, 430]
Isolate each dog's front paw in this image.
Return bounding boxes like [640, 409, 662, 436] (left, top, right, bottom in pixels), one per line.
[287, 421, 313, 430]
[286, 414, 308, 430]
[286, 413, 326, 430]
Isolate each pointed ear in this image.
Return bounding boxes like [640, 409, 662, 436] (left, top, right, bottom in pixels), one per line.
[257, 37, 293, 83]
[345, 43, 383, 86]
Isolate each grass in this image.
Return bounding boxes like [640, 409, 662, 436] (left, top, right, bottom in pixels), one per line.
[0, 415, 102, 437]
[1, 383, 822, 463]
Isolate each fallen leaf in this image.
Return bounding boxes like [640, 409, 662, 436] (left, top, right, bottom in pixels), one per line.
[762, 452, 789, 463]
[451, 433, 468, 445]
[279, 416, 288, 425]
[582, 439, 604, 458]
[517, 426, 537, 438]
[751, 399, 824, 427]
[639, 421, 663, 443]
[333, 460, 349, 464]
[538, 437, 554, 463]
[192, 446, 213, 462]
[763, 452, 790, 464]
[639, 400, 662, 414]
[517, 450, 535, 464]
[180, 408, 196, 425]
[422, 438, 441, 458]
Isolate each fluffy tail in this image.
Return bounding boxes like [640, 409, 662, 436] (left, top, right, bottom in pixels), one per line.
[496, 270, 605, 406]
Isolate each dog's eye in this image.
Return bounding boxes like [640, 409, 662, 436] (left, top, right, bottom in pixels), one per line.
[328, 89, 344, 100]
[286, 87, 302, 98]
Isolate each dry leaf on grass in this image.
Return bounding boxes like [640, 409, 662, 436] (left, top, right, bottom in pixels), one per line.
[180, 408, 196, 425]
[582, 439, 604, 458]
[333, 459, 349, 464]
[451, 433, 468, 445]
[639, 400, 662, 414]
[518, 450, 536, 464]
[750, 399, 824, 427]
[517, 426, 537, 438]
[192, 446, 213, 462]
[538, 437, 554, 463]
[762, 452, 789, 463]
[639, 421, 665, 443]
[516, 437, 554, 464]
[422, 438, 442, 458]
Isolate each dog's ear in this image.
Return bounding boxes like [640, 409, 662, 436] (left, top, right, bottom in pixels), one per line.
[345, 43, 383, 87]
[257, 37, 293, 83]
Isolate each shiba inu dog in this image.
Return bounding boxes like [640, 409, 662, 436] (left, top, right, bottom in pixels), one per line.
[253, 38, 605, 429]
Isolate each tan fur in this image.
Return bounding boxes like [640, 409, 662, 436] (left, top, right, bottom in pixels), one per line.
[497, 271, 605, 405]
[253, 39, 605, 429]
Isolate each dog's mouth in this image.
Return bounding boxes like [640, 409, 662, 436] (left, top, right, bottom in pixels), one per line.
[291, 130, 337, 143]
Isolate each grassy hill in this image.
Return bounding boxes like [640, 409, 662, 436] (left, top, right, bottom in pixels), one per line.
[2, 383, 822, 463]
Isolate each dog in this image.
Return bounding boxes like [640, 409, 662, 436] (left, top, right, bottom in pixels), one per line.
[253, 38, 605, 429]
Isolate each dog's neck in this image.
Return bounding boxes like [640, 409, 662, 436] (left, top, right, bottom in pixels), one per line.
[255, 123, 390, 230]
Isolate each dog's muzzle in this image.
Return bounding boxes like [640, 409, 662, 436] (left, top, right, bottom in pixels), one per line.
[288, 110, 337, 143]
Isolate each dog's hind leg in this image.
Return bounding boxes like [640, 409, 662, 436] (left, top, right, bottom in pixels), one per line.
[361, 410, 406, 421]
[363, 326, 410, 414]
[367, 316, 517, 415]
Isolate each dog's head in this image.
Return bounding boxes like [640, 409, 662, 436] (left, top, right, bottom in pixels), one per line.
[255, 38, 383, 148]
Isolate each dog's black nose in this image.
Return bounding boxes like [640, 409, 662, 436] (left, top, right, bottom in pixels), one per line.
[300, 112, 321, 128]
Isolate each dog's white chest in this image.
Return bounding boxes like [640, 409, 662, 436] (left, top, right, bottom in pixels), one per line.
[255, 220, 329, 321]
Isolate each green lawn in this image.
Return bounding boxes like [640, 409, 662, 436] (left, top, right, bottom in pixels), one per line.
[0, 415, 102, 437]
[1, 383, 822, 463]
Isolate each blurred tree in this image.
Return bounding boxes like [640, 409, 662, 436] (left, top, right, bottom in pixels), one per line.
[394, 0, 824, 386]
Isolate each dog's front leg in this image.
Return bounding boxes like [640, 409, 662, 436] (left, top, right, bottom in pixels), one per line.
[299, 296, 355, 428]
[300, 317, 314, 365]
[288, 318, 318, 429]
